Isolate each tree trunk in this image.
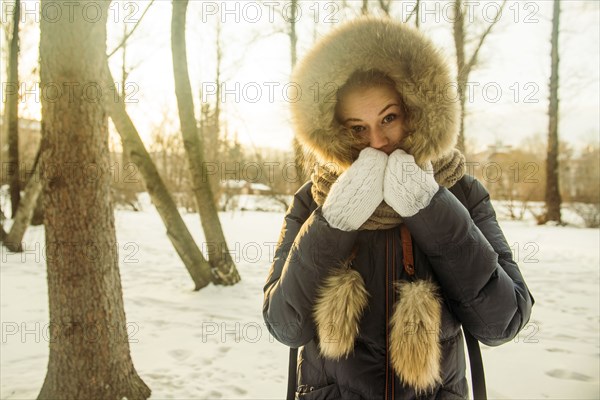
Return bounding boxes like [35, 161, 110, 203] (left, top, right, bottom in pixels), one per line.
[2, 145, 45, 248]
[207, 20, 222, 206]
[29, 146, 45, 226]
[171, 0, 240, 285]
[544, 0, 562, 224]
[289, 0, 307, 189]
[37, 1, 150, 398]
[0, 203, 7, 242]
[453, 0, 467, 154]
[361, 0, 369, 15]
[290, 0, 298, 68]
[7, 0, 20, 217]
[377, 0, 392, 16]
[4, 147, 42, 252]
[31, 192, 45, 225]
[415, 0, 420, 28]
[119, 21, 132, 172]
[102, 61, 212, 290]
[453, 0, 506, 156]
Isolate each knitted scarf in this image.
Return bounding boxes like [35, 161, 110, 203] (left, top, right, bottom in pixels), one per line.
[310, 148, 466, 230]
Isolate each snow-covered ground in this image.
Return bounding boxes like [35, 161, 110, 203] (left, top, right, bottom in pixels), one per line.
[1, 197, 599, 399]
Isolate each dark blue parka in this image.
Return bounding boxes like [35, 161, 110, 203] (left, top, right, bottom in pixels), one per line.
[263, 175, 534, 399]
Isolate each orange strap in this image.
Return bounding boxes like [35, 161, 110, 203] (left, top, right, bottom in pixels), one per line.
[400, 224, 415, 276]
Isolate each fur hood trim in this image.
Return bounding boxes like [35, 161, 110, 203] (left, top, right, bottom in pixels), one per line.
[290, 16, 459, 171]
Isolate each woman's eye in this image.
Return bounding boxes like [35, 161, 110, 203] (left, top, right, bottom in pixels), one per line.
[351, 125, 366, 134]
[382, 114, 397, 124]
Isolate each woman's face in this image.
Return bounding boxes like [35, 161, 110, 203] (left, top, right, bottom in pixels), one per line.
[337, 85, 406, 155]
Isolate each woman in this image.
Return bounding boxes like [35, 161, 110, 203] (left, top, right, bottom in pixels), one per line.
[262, 17, 535, 400]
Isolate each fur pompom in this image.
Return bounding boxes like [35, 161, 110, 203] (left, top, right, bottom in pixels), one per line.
[313, 265, 369, 360]
[389, 279, 443, 395]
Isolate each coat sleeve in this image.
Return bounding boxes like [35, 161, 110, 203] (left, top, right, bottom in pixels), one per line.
[402, 175, 535, 346]
[262, 182, 359, 348]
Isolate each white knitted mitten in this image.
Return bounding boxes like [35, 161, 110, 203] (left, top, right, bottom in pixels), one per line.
[383, 149, 439, 217]
[322, 147, 387, 231]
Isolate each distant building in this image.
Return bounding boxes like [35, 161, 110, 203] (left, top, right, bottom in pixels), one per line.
[221, 179, 272, 195]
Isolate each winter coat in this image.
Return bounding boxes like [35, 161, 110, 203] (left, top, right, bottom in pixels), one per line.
[263, 174, 535, 399]
[262, 17, 535, 400]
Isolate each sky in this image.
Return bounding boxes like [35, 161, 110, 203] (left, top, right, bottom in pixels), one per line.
[1, 0, 599, 155]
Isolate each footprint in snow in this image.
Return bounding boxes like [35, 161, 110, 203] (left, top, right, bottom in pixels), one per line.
[546, 369, 594, 382]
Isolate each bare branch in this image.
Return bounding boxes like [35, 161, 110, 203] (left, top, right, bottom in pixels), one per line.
[107, 0, 156, 59]
[464, 0, 507, 76]
[403, 1, 418, 24]
[378, 0, 392, 16]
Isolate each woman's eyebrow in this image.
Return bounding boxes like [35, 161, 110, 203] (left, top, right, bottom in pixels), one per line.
[343, 103, 400, 124]
[378, 103, 399, 115]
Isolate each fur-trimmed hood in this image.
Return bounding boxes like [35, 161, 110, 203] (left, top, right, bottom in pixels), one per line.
[290, 16, 459, 171]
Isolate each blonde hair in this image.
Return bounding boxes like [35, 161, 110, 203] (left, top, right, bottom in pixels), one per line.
[334, 68, 411, 149]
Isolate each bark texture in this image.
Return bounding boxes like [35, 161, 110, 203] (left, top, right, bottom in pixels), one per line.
[38, 1, 151, 398]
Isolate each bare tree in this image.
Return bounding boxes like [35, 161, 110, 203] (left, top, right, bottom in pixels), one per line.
[415, 0, 421, 28]
[201, 20, 225, 205]
[147, 109, 188, 195]
[403, 0, 421, 28]
[106, 0, 155, 59]
[171, 0, 240, 285]
[113, 15, 145, 210]
[453, 0, 507, 153]
[377, 0, 392, 16]
[3, 145, 41, 251]
[0, 202, 6, 241]
[119, 19, 131, 168]
[102, 62, 213, 290]
[544, 0, 562, 224]
[6, 0, 20, 217]
[289, 0, 309, 189]
[0, 222, 6, 242]
[105, 0, 154, 211]
[102, 0, 212, 289]
[1, 3, 44, 239]
[569, 142, 599, 228]
[37, 0, 150, 397]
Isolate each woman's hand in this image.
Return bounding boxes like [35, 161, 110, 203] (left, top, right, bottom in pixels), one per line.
[322, 147, 388, 231]
[383, 149, 439, 217]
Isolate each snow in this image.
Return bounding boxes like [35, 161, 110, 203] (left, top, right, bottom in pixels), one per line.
[220, 194, 290, 213]
[1, 201, 599, 399]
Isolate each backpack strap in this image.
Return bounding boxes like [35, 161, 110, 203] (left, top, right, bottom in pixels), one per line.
[464, 329, 487, 399]
[287, 347, 298, 400]
[446, 177, 488, 400]
[400, 224, 415, 276]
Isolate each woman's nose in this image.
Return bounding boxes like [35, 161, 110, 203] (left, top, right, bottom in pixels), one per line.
[369, 126, 388, 149]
